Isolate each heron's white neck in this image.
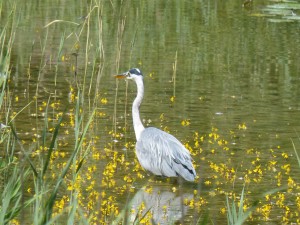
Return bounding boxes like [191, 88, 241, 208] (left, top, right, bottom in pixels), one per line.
[132, 78, 145, 141]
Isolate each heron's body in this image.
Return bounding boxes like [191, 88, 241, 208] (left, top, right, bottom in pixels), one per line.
[137, 127, 196, 181]
[116, 68, 196, 182]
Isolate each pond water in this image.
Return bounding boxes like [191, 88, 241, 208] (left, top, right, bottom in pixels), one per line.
[2, 0, 300, 224]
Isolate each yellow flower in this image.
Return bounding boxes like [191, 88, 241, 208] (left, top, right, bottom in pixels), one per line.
[9, 219, 20, 225]
[287, 176, 295, 188]
[100, 98, 108, 104]
[181, 119, 190, 126]
[220, 207, 226, 214]
[281, 152, 288, 159]
[281, 164, 290, 175]
[170, 95, 176, 102]
[238, 123, 247, 130]
[204, 180, 211, 186]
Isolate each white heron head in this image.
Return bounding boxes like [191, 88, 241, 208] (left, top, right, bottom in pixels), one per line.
[115, 68, 143, 80]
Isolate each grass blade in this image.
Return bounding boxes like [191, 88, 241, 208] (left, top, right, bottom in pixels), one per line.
[42, 107, 67, 177]
[42, 108, 95, 224]
[291, 138, 300, 169]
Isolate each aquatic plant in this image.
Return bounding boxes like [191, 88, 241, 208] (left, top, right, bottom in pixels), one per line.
[226, 187, 248, 225]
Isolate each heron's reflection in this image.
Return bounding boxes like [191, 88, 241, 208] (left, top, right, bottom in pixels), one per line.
[125, 184, 194, 225]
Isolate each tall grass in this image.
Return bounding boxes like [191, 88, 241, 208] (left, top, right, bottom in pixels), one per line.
[172, 50, 177, 98]
[0, 2, 96, 224]
[291, 138, 300, 169]
[0, 1, 21, 224]
[32, 91, 95, 225]
[1, 90, 95, 225]
[0, 166, 27, 224]
[226, 187, 254, 225]
[225, 180, 288, 224]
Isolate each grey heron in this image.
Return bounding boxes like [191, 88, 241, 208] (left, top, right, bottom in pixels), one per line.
[115, 68, 196, 182]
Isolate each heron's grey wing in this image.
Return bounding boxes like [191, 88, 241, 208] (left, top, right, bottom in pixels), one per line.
[161, 130, 197, 181]
[135, 129, 176, 176]
[136, 127, 196, 181]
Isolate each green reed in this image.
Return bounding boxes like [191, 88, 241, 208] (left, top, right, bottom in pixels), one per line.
[226, 187, 251, 225]
[0, 6, 95, 222]
[5, 90, 95, 225]
[0, 2, 23, 224]
[0, 166, 28, 224]
[172, 51, 178, 98]
[291, 138, 300, 169]
[55, 32, 66, 87]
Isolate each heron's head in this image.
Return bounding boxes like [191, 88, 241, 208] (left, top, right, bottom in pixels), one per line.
[115, 68, 143, 80]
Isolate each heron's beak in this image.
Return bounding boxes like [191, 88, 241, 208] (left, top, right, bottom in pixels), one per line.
[114, 74, 127, 79]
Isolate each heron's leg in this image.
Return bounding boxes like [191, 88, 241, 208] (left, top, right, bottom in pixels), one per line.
[178, 176, 185, 225]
